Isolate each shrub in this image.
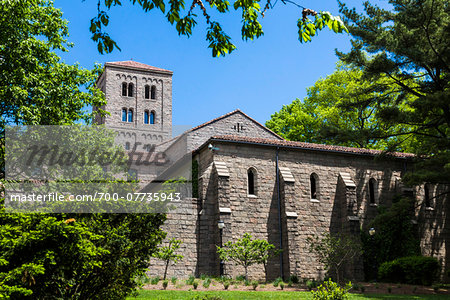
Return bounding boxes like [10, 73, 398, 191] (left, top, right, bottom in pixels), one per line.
[272, 277, 283, 287]
[288, 280, 293, 287]
[200, 274, 208, 280]
[171, 276, 177, 285]
[162, 280, 169, 290]
[193, 280, 199, 289]
[236, 275, 246, 281]
[311, 279, 352, 300]
[252, 280, 259, 290]
[186, 275, 195, 285]
[306, 279, 318, 290]
[223, 281, 230, 290]
[360, 286, 365, 293]
[244, 279, 251, 286]
[280, 282, 285, 290]
[378, 256, 440, 286]
[387, 287, 392, 293]
[289, 274, 300, 284]
[203, 277, 211, 288]
[151, 276, 160, 285]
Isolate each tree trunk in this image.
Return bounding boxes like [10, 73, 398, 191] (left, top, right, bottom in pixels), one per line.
[245, 266, 248, 281]
[164, 260, 169, 280]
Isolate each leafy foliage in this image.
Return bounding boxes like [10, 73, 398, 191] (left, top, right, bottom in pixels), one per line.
[153, 238, 183, 280]
[88, 0, 347, 57]
[362, 197, 421, 280]
[216, 233, 278, 281]
[378, 256, 440, 286]
[311, 279, 352, 300]
[266, 63, 417, 152]
[338, 0, 450, 184]
[307, 233, 362, 283]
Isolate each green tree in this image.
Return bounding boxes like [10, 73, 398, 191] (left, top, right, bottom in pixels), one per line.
[266, 63, 416, 152]
[88, 0, 347, 57]
[153, 238, 183, 280]
[337, 0, 450, 184]
[216, 232, 277, 281]
[307, 233, 362, 284]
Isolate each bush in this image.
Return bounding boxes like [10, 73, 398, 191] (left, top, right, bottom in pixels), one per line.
[289, 274, 300, 284]
[193, 280, 199, 289]
[311, 279, 352, 300]
[236, 275, 246, 281]
[162, 280, 169, 290]
[252, 280, 259, 290]
[151, 276, 160, 285]
[203, 277, 211, 288]
[200, 274, 208, 280]
[378, 256, 440, 286]
[171, 276, 177, 285]
[306, 279, 318, 291]
[223, 281, 230, 290]
[280, 282, 285, 290]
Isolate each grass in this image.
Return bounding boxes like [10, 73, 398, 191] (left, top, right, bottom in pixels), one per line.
[127, 290, 450, 299]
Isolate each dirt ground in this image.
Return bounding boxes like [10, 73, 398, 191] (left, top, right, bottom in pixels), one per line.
[144, 280, 450, 295]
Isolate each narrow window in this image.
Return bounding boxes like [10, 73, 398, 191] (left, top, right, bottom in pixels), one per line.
[125, 142, 130, 150]
[248, 168, 256, 195]
[122, 82, 127, 96]
[144, 85, 150, 99]
[128, 82, 134, 97]
[122, 108, 127, 122]
[425, 184, 431, 207]
[128, 109, 133, 122]
[144, 110, 149, 124]
[150, 111, 155, 124]
[369, 178, 376, 204]
[151, 85, 156, 99]
[310, 173, 318, 199]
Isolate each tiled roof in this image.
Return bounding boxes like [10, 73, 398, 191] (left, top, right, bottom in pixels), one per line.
[105, 61, 173, 74]
[206, 135, 415, 159]
[188, 109, 284, 139]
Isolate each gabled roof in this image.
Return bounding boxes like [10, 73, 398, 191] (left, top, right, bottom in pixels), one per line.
[199, 135, 415, 159]
[105, 61, 173, 74]
[188, 109, 284, 140]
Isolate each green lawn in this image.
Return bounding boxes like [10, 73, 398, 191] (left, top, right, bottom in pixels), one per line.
[127, 290, 449, 300]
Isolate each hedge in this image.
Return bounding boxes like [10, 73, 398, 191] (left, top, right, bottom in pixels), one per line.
[378, 256, 440, 286]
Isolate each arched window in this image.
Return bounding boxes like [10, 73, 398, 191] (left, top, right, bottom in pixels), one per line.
[248, 168, 256, 195]
[369, 178, 376, 204]
[144, 110, 149, 124]
[151, 85, 156, 99]
[128, 82, 134, 97]
[150, 111, 155, 124]
[144, 85, 150, 99]
[128, 109, 133, 122]
[425, 184, 431, 207]
[125, 142, 130, 150]
[310, 173, 318, 199]
[122, 108, 127, 122]
[122, 82, 127, 96]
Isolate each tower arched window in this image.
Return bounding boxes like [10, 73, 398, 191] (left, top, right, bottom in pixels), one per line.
[144, 110, 149, 124]
[128, 109, 133, 122]
[128, 83, 134, 97]
[150, 111, 155, 124]
[151, 85, 156, 99]
[310, 173, 319, 200]
[122, 108, 127, 122]
[369, 178, 377, 204]
[425, 183, 431, 208]
[122, 82, 127, 96]
[248, 168, 256, 195]
[144, 85, 150, 99]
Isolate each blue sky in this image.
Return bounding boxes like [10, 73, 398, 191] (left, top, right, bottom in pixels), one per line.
[55, 0, 365, 128]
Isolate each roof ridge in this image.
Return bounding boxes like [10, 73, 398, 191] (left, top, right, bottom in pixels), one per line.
[105, 61, 173, 74]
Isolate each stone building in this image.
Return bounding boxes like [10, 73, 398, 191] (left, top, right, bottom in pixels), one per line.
[96, 61, 449, 281]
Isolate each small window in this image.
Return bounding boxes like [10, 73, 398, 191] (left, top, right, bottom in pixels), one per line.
[369, 178, 376, 204]
[248, 168, 256, 195]
[310, 173, 318, 199]
[144, 110, 149, 124]
[128, 83, 134, 97]
[150, 111, 155, 124]
[122, 108, 127, 122]
[151, 85, 156, 99]
[425, 184, 431, 207]
[125, 142, 130, 150]
[122, 82, 127, 96]
[144, 85, 150, 99]
[128, 109, 133, 122]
